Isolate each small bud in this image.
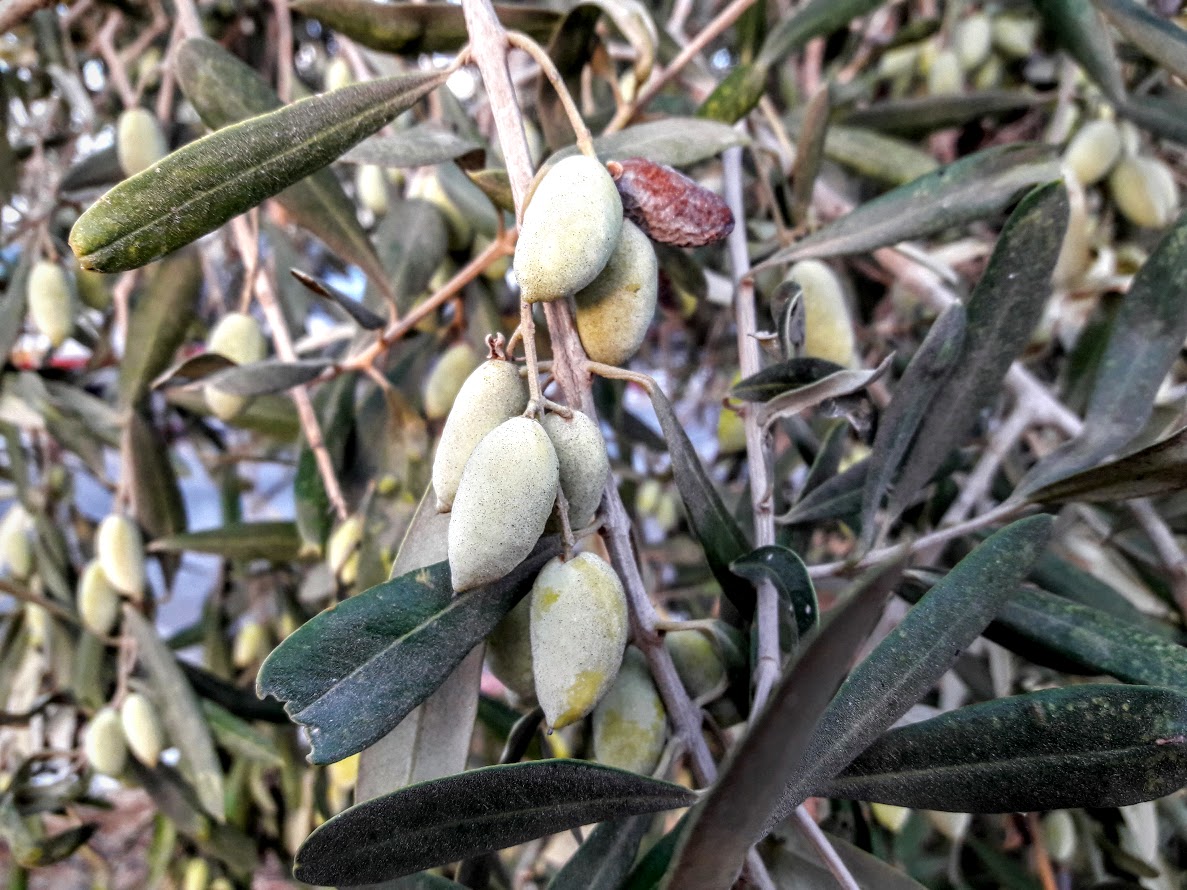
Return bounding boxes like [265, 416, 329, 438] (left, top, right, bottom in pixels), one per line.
[409, 170, 473, 250]
[0, 504, 34, 581]
[356, 164, 389, 216]
[77, 560, 121, 637]
[327, 753, 360, 793]
[27, 260, 74, 347]
[326, 515, 364, 586]
[992, 14, 1039, 60]
[24, 603, 52, 649]
[514, 156, 623, 303]
[120, 691, 167, 767]
[1064, 119, 1123, 186]
[423, 343, 481, 421]
[181, 857, 210, 890]
[1042, 810, 1077, 865]
[1109, 155, 1180, 228]
[925, 810, 972, 841]
[116, 108, 169, 177]
[232, 619, 271, 669]
[85, 707, 128, 776]
[574, 220, 659, 366]
[542, 410, 610, 531]
[592, 647, 666, 774]
[448, 417, 559, 592]
[530, 552, 629, 730]
[97, 514, 146, 600]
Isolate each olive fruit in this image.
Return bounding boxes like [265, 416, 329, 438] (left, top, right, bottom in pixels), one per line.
[325, 57, 353, 92]
[432, 358, 528, 512]
[0, 504, 33, 581]
[1109, 155, 1180, 228]
[514, 155, 624, 303]
[232, 619, 270, 669]
[181, 858, 210, 890]
[356, 163, 389, 216]
[573, 220, 658, 365]
[1042, 810, 1076, 865]
[326, 515, 364, 586]
[871, 803, 911, 834]
[925, 810, 972, 841]
[1064, 119, 1122, 186]
[926, 49, 963, 96]
[786, 260, 857, 367]
[409, 170, 472, 250]
[204, 312, 268, 422]
[542, 410, 610, 530]
[77, 560, 121, 637]
[423, 343, 481, 421]
[486, 594, 535, 701]
[664, 629, 725, 700]
[27, 259, 74, 348]
[992, 14, 1039, 59]
[116, 107, 168, 177]
[448, 417, 559, 592]
[85, 707, 128, 776]
[592, 647, 666, 775]
[328, 753, 360, 792]
[530, 552, 629, 730]
[120, 691, 166, 767]
[954, 13, 992, 71]
[97, 514, 146, 600]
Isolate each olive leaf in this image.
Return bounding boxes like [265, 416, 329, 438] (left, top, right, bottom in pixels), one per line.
[548, 815, 654, 890]
[148, 522, 302, 562]
[70, 68, 449, 272]
[730, 357, 846, 403]
[202, 359, 333, 397]
[825, 685, 1187, 812]
[840, 91, 1046, 137]
[755, 354, 892, 431]
[343, 125, 483, 168]
[1034, 0, 1126, 100]
[294, 761, 697, 885]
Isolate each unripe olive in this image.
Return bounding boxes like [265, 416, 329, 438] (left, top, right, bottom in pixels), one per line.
[592, 647, 666, 774]
[1064, 119, 1123, 186]
[1054, 175, 1095, 288]
[0, 504, 33, 581]
[116, 107, 168, 177]
[926, 49, 963, 96]
[85, 707, 128, 776]
[97, 514, 146, 600]
[77, 560, 121, 637]
[654, 491, 680, 534]
[448, 417, 559, 592]
[204, 312, 267, 422]
[232, 619, 271, 669]
[325, 57, 353, 92]
[120, 691, 166, 767]
[474, 234, 511, 281]
[573, 219, 658, 365]
[514, 156, 624, 303]
[542, 410, 610, 530]
[871, 803, 911, 834]
[24, 603, 52, 649]
[432, 359, 528, 511]
[1042, 810, 1076, 865]
[925, 810, 972, 841]
[992, 14, 1039, 59]
[209, 879, 232, 890]
[423, 343, 481, 421]
[530, 552, 629, 730]
[181, 857, 210, 890]
[787, 260, 857, 367]
[409, 170, 472, 250]
[327, 753, 360, 792]
[1109, 155, 1180, 228]
[954, 14, 992, 71]
[27, 259, 74, 348]
[664, 629, 725, 700]
[878, 44, 920, 81]
[75, 266, 112, 311]
[971, 54, 1004, 91]
[485, 594, 535, 701]
[326, 515, 364, 586]
[356, 164, 389, 216]
[716, 405, 747, 455]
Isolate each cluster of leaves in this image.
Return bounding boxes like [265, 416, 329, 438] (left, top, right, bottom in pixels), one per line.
[5, 0, 1187, 888]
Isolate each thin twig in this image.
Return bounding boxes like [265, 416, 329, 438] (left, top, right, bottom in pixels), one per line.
[270, 0, 294, 102]
[506, 31, 595, 157]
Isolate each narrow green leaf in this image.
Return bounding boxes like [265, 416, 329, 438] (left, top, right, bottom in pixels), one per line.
[124, 608, 226, 822]
[548, 815, 653, 890]
[256, 539, 561, 764]
[203, 358, 332, 397]
[839, 91, 1046, 137]
[538, 4, 601, 149]
[1117, 94, 1187, 146]
[148, 521, 301, 562]
[59, 144, 123, 193]
[1019, 209, 1187, 495]
[201, 700, 284, 767]
[790, 86, 831, 226]
[175, 38, 397, 301]
[662, 559, 904, 890]
[730, 545, 818, 643]
[151, 353, 236, 390]
[1102, 0, 1187, 79]
[886, 183, 1067, 518]
[290, 0, 561, 55]
[563, 119, 749, 168]
[859, 303, 966, 552]
[181, 662, 289, 723]
[771, 515, 1053, 826]
[623, 814, 688, 890]
[767, 826, 927, 889]
[753, 144, 1060, 272]
[343, 126, 483, 168]
[826, 685, 1187, 811]
[778, 458, 868, 527]
[1030, 550, 1177, 638]
[646, 383, 753, 617]
[795, 119, 940, 186]
[291, 269, 387, 330]
[124, 410, 187, 548]
[757, 0, 887, 67]
[295, 372, 355, 552]
[378, 199, 450, 315]
[0, 252, 30, 365]
[294, 761, 696, 885]
[756, 355, 892, 431]
[166, 389, 300, 439]
[69, 68, 448, 272]
[1033, 0, 1126, 100]
[697, 62, 769, 124]
[731, 357, 845, 403]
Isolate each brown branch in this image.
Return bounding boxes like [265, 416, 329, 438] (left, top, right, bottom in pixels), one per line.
[0, 0, 55, 34]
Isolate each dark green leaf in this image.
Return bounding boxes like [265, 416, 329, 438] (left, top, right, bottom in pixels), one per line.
[290, 269, 386, 329]
[174, 37, 397, 300]
[731, 545, 818, 644]
[548, 815, 653, 890]
[343, 125, 483, 168]
[124, 410, 187, 549]
[70, 68, 448, 272]
[755, 355, 892, 431]
[151, 353, 236, 390]
[1030, 550, 1177, 638]
[1019, 208, 1187, 495]
[166, 389, 301, 439]
[663, 559, 903, 890]
[886, 183, 1067, 518]
[731, 357, 846, 403]
[778, 458, 867, 527]
[826, 685, 1187, 811]
[1033, 0, 1126, 99]
[124, 609, 225, 821]
[790, 86, 831, 225]
[646, 382, 753, 617]
[789, 118, 940, 186]
[256, 539, 560, 764]
[1117, 94, 1187, 146]
[766, 826, 926, 890]
[697, 62, 769, 124]
[378, 199, 450, 315]
[294, 761, 696, 885]
[771, 515, 1053, 826]
[289, 0, 561, 55]
[201, 700, 284, 766]
[0, 251, 30, 365]
[181, 662, 289, 723]
[538, 4, 600, 149]
[757, 0, 887, 67]
[839, 91, 1046, 137]
[58, 144, 123, 193]
[753, 144, 1060, 272]
[148, 521, 301, 562]
[623, 814, 688, 890]
[295, 372, 355, 552]
[554, 119, 749, 168]
[204, 358, 332, 397]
